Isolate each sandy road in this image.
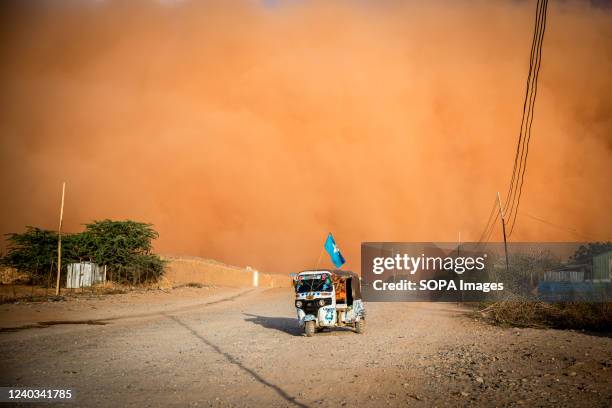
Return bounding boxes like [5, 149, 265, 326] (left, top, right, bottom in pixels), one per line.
[0, 287, 610, 407]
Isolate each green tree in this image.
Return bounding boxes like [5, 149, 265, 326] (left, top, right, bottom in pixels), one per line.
[1, 220, 165, 285]
[571, 242, 612, 264]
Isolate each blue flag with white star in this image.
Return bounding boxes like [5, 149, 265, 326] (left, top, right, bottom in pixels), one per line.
[324, 232, 346, 268]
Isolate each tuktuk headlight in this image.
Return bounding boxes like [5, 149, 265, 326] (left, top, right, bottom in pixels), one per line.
[318, 299, 326, 306]
[296, 300, 303, 308]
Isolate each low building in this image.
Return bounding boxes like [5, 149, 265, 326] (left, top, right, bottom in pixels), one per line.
[592, 250, 612, 282]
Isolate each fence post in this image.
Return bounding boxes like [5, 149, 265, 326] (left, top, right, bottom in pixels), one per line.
[45, 259, 53, 297]
[31, 261, 38, 299]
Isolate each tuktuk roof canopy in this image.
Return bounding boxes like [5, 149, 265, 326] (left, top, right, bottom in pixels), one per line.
[296, 269, 362, 300]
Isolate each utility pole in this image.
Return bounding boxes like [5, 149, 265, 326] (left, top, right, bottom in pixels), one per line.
[457, 231, 461, 257]
[496, 192, 509, 272]
[55, 182, 66, 296]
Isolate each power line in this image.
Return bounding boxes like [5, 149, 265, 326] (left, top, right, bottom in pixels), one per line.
[476, 0, 548, 244]
[506, 0, 547, 214]
[476, 197, 498, 244]
[502, 0, 546, 216]
[508, 0, 548, 237]
[519, 212, 594, 240]
[504, 0, 543, 217]
[508, 0, 548, 236]
[483, 211, 499, 245]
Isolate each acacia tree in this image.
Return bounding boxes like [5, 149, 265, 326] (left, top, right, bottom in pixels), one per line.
[82, 220, 165, 283]
[1, 220, 165, 284]
[1, 227, 59, 283]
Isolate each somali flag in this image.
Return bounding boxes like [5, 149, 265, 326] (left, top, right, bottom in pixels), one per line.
[324, 233, 346, 268]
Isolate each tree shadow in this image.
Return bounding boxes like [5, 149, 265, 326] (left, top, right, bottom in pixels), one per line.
[243, 313, 303, 336]
[165, 313, 309, 408]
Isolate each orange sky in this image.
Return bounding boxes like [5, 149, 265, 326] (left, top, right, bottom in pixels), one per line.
[0, 0, 610, 273]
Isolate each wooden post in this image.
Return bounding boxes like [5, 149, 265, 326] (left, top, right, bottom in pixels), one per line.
[497, 192, 510, 272]
[458, 232, 463, 303]
[55, 182, 66, 296]
[457, 231, 461, 257]
[45, 258, 53, 297]
[31, 260, 38, 299]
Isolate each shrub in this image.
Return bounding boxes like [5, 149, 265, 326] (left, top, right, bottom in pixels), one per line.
[1, 220, 166, 284]
[479, 299, 612, 332]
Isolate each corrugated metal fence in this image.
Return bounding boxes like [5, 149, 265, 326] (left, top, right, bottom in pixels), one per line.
[66, 262, 106, 288]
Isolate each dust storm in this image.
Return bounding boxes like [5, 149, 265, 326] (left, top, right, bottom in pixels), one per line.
[0, 0, 610, 273]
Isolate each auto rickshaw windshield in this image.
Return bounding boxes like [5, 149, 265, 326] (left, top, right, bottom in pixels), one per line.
[295, 274, 333, 293]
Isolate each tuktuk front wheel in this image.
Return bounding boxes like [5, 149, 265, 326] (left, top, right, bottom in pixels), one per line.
[355, 319, 365, 334]
[305, 320, 315, 337]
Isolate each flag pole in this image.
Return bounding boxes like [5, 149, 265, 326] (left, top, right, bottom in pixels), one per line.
[315, 248, 324, 270]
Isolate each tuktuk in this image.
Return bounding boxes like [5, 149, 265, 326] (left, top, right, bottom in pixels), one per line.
[293, 269, 365, 337]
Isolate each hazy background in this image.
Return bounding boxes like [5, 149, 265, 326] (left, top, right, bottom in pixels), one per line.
[1, 0, 610, 273]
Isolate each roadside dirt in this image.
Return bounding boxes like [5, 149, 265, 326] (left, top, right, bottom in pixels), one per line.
[0, 286, 245, 330]
[0, 288, 610, 407]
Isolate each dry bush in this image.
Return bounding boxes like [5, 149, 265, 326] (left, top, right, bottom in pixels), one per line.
[479, 298, 612, 332]
[0, 266, 29, 284]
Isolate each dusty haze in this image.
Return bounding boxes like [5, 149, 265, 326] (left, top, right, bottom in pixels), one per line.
[0, 0, 610, 273]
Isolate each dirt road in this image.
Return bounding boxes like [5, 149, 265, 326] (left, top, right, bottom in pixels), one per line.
[1, 287, 610, 407]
